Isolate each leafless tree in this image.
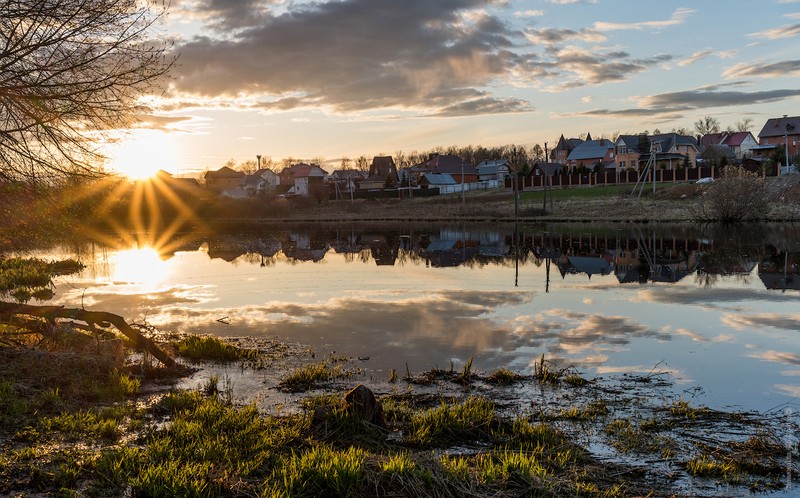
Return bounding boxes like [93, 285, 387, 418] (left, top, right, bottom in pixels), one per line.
[694, 116, 721, 137]
[0, 0, 174, 184]
[735, 118, 753, 132]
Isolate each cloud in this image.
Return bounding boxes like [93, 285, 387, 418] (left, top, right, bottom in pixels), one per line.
[575, 86, 800, 118]
[677, 50, 736, 67]
[170, 0, 535, 116]
[747, 23, 800, 39]
[515, 9, 544, 17]
[594, 7, 695, 31]
[525, 27, 606, 44]
[544, 48, 671, 90]
[723, 60, 800, 79]
[546, 0, 597, 4]
[428, 97, 534, 117]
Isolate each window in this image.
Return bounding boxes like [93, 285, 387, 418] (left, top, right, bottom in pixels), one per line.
[619, 161, 626, 168]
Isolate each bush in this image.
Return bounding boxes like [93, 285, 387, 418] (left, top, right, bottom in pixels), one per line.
[696, 166, 768, 222]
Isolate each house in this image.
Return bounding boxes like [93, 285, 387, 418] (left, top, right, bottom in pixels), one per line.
[566, 139, 615, 171]
[204, 166, 245, 192]
[551, 134, 584, 163]
[531, 162, 563, 177]
[243, 168, 279, 196]
[614, 133, 698, 171]
[418, 173, 457, 192]
[330, 169, 367, 194]
[614, 135, 648, 171]
[476, 159, 511, 181]
[758, 115, 800, 164]
[359, 156, 399, 190]
[409, 154, 477, 184]
[700, 131, 758, 159]
[280, 163, 328, 196]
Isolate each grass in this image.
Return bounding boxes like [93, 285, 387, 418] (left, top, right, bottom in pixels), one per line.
[278, 358, 355, 392]
[408, 396, 496, 446]
[519, 184, 633, 202]
[174, 335, 258, 362]
[485, 367, 523, 385]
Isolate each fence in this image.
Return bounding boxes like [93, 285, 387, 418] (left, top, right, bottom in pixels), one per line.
[506, 166, 723, 190]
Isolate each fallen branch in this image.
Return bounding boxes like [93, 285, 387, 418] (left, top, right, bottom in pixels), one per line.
[0, 302, 175, 367]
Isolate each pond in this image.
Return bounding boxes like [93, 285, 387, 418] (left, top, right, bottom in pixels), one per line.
[9, 221, 800, 414]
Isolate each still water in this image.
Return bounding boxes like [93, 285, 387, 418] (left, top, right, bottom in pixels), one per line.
[12, 222, 800, 413]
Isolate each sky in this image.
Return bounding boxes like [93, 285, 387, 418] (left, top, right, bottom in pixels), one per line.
[112, 0, 800, 178]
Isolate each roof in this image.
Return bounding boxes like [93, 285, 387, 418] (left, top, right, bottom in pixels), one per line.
[420, 173, 457, 185]
[758, 116, 800, 138]
[205, 166, 244, 179]
[331, 169, 366, 179]
[567, 139, 614, 161]
[722, 132, 753, 146]
[369, 156, 397, 177]
[476, 160, 510, 175]
[532, 162, 562, 175]
[283, 163, 327, 178]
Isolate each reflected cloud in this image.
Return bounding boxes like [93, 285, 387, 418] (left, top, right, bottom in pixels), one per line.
[634, 287, 797, 309]
[722, 313, 800, 332]
[747, 350, 800, 366]
[774, 384, 800, 397]
[672, 327, 734, 343]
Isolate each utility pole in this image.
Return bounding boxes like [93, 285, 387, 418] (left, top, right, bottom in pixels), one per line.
[543, 142, 548, 212]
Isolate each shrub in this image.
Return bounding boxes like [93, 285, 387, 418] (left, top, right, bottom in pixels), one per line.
[697, 166, 768, 222]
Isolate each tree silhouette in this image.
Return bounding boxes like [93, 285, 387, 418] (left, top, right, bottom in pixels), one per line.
[0, 0, 174, 184]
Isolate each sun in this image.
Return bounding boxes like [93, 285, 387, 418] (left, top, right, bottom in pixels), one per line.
[109, 130, 180, 180]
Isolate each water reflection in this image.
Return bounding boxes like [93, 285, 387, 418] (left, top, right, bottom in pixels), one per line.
[91, 223, 800, 292]
[7, 222, 800, 412]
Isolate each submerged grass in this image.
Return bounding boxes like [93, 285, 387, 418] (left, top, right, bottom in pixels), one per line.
[278, 358, 356, 392]
[174, 335, 258, 362]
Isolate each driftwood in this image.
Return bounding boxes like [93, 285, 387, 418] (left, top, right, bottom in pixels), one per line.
[0, 302, 175, 368]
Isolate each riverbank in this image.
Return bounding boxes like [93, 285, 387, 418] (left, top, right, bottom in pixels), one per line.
[0, 331, 796, 497]
[211, 176, 800, 225]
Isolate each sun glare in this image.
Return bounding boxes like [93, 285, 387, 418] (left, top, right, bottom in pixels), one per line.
[109, 130, 179, 180]
[110, 247, 170, 290]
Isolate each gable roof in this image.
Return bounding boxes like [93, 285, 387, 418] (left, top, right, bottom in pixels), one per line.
[722, 132, 754, 146]
[758, 116, 800, 138]
[476, 159, 510, 175]
[420, 173, 457, 185]
[567, 139, 614, 161]
[205, 166, 244, 179]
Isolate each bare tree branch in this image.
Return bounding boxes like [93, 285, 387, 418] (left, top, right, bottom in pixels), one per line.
[0, 0, 175, 184]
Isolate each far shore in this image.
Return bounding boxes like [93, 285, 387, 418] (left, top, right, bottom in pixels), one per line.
[204, 179, 800, 225]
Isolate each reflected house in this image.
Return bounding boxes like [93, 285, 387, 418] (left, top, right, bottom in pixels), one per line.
[567, 254, 614, 278]
[422, 238, 479, 267]
[360, 234, 398, 266]
[283, 232, 329, 262]
[205, 239, 247, 262]
[649, 252, 698, 283]
[758, 252, 799, 291]
[612, 248, 647, 284]
[332, 232, 366, 255]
